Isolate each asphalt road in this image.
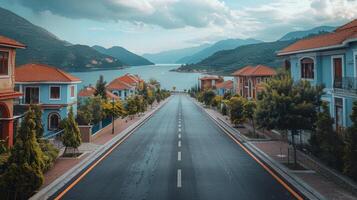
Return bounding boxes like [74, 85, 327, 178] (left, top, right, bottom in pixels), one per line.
[58, 94, 296, 200]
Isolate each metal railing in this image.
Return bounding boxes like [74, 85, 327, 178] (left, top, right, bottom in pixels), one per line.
[334, 77, 357, 93]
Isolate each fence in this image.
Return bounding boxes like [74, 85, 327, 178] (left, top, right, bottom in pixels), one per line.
[91, 117, 113, 135]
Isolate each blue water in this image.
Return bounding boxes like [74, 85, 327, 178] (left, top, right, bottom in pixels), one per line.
[71, 64, 203, 91]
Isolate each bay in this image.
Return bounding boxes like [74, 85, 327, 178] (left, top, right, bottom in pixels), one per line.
[71, 64, 222, 91]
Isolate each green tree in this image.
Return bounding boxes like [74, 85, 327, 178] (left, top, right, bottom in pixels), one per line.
[243, 100, 257, 137]
[202, 90, 216, 106]
[311, 103, 343, 169]
[31, 104, 44, 138]
[102, 99, 126, 119]
[77, 96, 104, 125]
[0, 108, 45, 199]
[343, 101, 357, 180]
[61, 107, 81, 154]
[95, 75, 107, 100]
[228, 96, 246, 127]
[126, 97, 138, 119]
[256, 73, 324, 166]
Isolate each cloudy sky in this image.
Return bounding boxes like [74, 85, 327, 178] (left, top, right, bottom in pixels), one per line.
[0, 0, 356, 54]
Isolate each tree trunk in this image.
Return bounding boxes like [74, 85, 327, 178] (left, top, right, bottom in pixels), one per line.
[291, 130, 297, 167]
[251, 118, 256, 138]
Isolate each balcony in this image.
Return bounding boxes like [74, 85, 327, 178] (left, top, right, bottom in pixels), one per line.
[334, 77, 357, 95]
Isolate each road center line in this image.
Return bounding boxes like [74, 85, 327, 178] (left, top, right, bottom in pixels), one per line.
[177, 169, 182, 188]
[178, 134, 181, 139]
[178, 151, 181, 161]
[178, 128, 181, 132]
[178, 140, 181, 147]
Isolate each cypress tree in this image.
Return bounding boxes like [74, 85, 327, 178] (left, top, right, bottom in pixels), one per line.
[61, 107, 81, 155]
[314, 103, 343, 169]
[0, 107, 45, 199]
[95, 75, 107, 100]
[30, 104, 44, 138]
[344, 101, 357, 180]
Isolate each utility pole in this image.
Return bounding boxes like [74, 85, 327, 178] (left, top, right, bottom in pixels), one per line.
[112, 97, 115, 134]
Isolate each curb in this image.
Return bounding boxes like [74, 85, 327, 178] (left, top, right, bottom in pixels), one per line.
[30, 97, 171, 200]
[192, 99, 326, 200]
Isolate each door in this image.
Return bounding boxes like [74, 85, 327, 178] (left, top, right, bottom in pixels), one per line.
[333, 57, 343, 88]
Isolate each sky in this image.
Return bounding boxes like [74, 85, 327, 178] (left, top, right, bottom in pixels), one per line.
[0, 0, 356, 55]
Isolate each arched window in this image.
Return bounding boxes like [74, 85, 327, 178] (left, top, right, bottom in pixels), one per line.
[48, 113, 60, 131]
[301, 58, 314, 79]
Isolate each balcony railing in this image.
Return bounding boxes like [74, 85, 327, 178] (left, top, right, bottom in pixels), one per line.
[334, 77, 357, 93]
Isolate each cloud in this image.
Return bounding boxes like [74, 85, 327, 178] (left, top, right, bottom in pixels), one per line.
[12, 0, 239, 29]
[8, 0, 357, 49]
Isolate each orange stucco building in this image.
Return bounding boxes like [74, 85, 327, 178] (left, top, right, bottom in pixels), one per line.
[0, 36, 25, 147]
[199, 75, 224, 91]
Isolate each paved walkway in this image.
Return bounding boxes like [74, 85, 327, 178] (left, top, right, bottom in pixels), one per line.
[42, 103, 160, 188]
[205, 106, 357, 200]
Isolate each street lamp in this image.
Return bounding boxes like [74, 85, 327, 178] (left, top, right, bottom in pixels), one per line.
[112, 97, 115, 135]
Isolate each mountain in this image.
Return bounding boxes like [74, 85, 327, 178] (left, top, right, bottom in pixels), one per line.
[92, 45, 153, 66]
[279, 26, 335, 41]
[177, 38, 262, 64]
[175, 40, 296, 75]
[0, 7, 123, 71]
[142, 44, 210, 64]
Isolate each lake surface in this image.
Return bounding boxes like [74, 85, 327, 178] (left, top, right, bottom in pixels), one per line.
[72, 64, 222, 91]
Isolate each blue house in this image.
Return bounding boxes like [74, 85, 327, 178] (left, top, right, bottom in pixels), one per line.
[15, 64, 81, 137]
[278, 19, 357, 131]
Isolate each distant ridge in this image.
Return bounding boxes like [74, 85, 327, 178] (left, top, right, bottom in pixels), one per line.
[93, 45, 153, 66]
[142, 44, 211, 64]
[177, 38, 262, 64]
[279, 26, 335, 41]
[0, 7, 124, 71]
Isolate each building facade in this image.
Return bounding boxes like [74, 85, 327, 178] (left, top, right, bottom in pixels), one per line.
[78, 86, 119, 103]
[199, 75, 224, 91]
[0, 36, 25, 147]
[232, 65, 276, 99]
[215, 80, 233, 96]
[15, 64, 81, 137]
[278, 19, 357, 130]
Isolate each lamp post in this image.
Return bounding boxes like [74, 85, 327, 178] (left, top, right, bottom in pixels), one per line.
[112, 97, 115, 135]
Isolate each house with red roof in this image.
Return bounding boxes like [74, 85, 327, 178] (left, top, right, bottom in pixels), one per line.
[199, 75, 224, 91]
[78, 86, 119, 102]
[106, 74, 140, 100]
[215, 80, 233, 96]
[0, 35, 25, 147]
[278, 19, 357, 131]
[15, 63, 81, 137]
[232, 65, 276, 99]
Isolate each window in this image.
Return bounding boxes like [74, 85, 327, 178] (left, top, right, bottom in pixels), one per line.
[301, 58, 314, 79]
[0, 51, 9, 76]
[48, 113, 60, 131]
[25, 87, 39, 104]
[256, 78, 261, 84]
[70, 86, 75, 97]
[50, 86, 60, 100]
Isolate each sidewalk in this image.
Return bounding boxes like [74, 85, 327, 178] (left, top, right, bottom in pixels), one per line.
[42, 102, 160, 188]
[205, 106, 357, 200]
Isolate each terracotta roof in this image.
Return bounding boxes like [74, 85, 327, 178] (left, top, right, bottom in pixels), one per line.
[232, 65, 276, 77]
[15, 64, 81, 83]
[200, 75, 222, 80]
[117, 74, 141, 86]
[0, 35, 25, 49]
[216, 80, 233, 90]
[78, 86, 119, 100]
[279, 19, 357, 55]
[107, 78, 135, 90]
